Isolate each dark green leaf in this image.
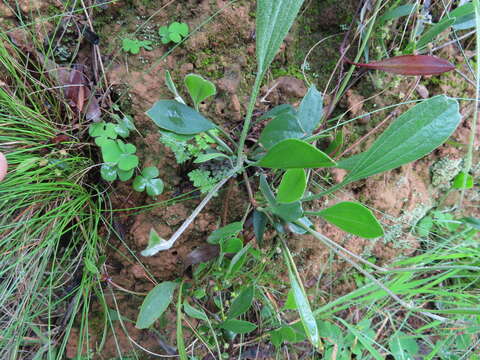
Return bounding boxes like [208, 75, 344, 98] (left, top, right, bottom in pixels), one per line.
[256, 0, 306, 75]
[337, 96, 461, 184]
[271, 201, 303, 222]
[258, 139, 336, 169]
[311, 201, 384, 238]
[207, 222, 243, 245]
[226, 243, 251, 277]
[220, 319, 257, 334]
[297, 85, 323, 134]
[228, 286, 255, 319]
[117, 168, 134, 181]
[277, 168, 306, 203]
[259, 113, 305, 149]
[147, 100, 215, 134]
[185, 74, 216, 109]
[253, 210, 268, 245]
[136, 282, 177, 329]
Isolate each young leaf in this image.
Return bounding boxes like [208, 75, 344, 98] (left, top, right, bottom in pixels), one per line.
[310, 201, 384, 239]
[452, 172, 474, 189]
[136, 281, 177, 329]
[227, 286, 255, 319]
[207, 222, 243, 245]
[346, 55, 455, 75]
[141, 228, 169, 256]
[297, 85, 323, 134]
[184, 302, 208, 321]
[256, 0, 305, 76]
[147, 100, 215, 134]
[259, 113, 305, 149]
[277, 169, 306, 203]
[220, 319, 257, 334]
[258, 139, 336, 169]
[185, 74, 216, 109]
[337, 96, 461, 185]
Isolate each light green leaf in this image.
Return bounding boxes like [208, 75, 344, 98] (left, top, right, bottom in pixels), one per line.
[259, 113, 305, 149]
[194, 152, 229, 163]
[416, 18, 456, 50]
[453, 172, 474, 189]
[146, 179, 164, 197]
[337, 96, 461, 185]
[117, 168, 134, 181]
[226, 243, 251, 278]
[147, 100, 215, 135]
[286, 258, 321, 350]
[379, 4, 418, 24]
[141, 228, 169, 256]
[228, 286, 255, 319]
[258, 139, 336, 169]
[259, 104, 296, 120]
[222, 237, 243, 253]
[311, 201, 384, 238]
[389, 332, 419, 360]
[277, 168, 306, 203]
[118, 154, 138, 171]
[256, 0, 306, 75]
[297, 85, 323, 134]
[283, 289, 297, 310]
[136, 281, 177, 329]
[219, 319, 257, 334]
[101, 139, 121, 163]
[208, 222, 243, 244]
[143, 166, 159, 179]
[185, 74, 216, 109]
[183, 302, 208, 321]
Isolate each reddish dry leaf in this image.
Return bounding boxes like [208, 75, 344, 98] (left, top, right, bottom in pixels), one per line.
[346, 55, 455, 76]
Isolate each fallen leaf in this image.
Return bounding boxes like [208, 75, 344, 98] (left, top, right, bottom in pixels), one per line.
[346, 55, 455, 75]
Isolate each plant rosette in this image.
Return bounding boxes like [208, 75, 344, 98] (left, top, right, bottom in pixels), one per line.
[133, 167, 164, 197]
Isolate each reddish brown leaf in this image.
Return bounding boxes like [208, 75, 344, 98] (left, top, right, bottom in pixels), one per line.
[345, 55, 455, 76]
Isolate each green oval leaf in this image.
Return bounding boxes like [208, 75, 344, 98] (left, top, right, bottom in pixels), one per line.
[147, 100, 215, 135]
[220, 319, 257, 334]
[136, 281, 177, 329]
[228, 286, 255, 319]
[453, 172, 474, 189]
[258, 139, 336, 169]
[297, 85, 323, 134]
[337, 96, 461, 184]
[183, 302, 208, 321]
[259, 113, 305, 149]
[271, 201, 303, 222]
[277, 169, 306, 203]
[311, 201, 384, 238]
[185, 74, 216, 109]
[207, 222, 243, 245]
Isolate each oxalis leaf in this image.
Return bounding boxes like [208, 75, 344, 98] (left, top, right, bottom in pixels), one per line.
[258, 139, 336, 169]
[147, 100, 215, 135]
[337, 96, 461, 185]
[309, 201, 384, 238]
[136, 281, 177, 329]
[256, 0, 306, 76]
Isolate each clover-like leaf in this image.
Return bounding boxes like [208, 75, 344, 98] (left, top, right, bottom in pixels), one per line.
[118, 168, 134, 181]
[133, 166, 164, 197]
[101, 139, 122, 163]
[170, 22, 189, 37]
[122, 38, 152, 54]
[115, 116, 135, 138]
[100, 163, 117, 182]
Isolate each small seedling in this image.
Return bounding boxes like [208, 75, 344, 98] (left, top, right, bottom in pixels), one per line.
[122, 38, 153, 54]
[159, 22, 189, 44]
[133, 167, 164, 197]
[99, 139, 138, 182]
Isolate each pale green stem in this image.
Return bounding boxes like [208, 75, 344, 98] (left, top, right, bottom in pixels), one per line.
[236, 74, 263, 165]
[461, 0, 480, 206]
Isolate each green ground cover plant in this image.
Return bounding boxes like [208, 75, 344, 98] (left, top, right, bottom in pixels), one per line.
[1, 0, 479, 358]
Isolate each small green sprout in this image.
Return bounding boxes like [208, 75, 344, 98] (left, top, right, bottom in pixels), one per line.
[99, 139, 138, 182]
[159, 22, 189, 44]
[122, 38, 153, 54]
[133, 167, 164, 198]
